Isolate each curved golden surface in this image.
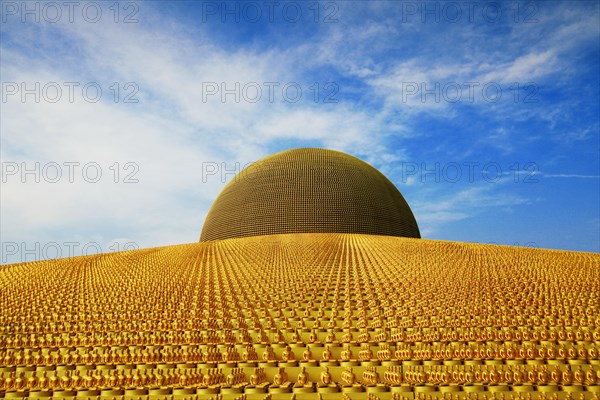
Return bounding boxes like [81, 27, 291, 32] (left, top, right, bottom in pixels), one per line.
[200, 148, 421, 241]
[1, 234, 599, 398]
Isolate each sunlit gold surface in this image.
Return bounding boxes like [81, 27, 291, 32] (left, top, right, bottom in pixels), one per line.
[1, 234, 599, 399]
[200, 148, 421, 241]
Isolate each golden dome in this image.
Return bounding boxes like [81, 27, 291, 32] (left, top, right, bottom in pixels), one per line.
[200, 148, 420, 241]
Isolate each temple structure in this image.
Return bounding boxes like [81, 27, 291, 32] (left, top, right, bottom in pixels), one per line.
[1, 148, 599, 399]
[201, 148, 420, 241]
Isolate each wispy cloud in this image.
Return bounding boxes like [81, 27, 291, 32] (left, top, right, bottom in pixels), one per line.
[542, 174, 600, 179]
[412, 185, 534, 237]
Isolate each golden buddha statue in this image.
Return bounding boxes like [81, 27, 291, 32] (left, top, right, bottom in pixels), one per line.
[14, 371, 26, 391]
[92, 369, 103, 388]
[586, 366, 598, 385]
[513, 365, 524, 385]
[263, 345, 275, 361]
[226, 371, 235, 386]
[538, 365, 549, 385]
[462, 366, 474, 385]
[342, 367, 356, 386]
[3, 372, 14, 391]
[60, 370, 71, 390]
[528, 365, 538, 384]
[26, 371, 38, 390]
[550, 365, 561, 385]
[322, 345, 332, 361]
[292, 330, 301, 343]
[341, 330, 352, 343]
[274, 330, 285, 343]
[38, 371, 48, 390]
[562, 366, 574, 385]
[282, 346, 295, 361]
[489, 366, 500, 385]
[573, 366, 585, 385]
[340, 344, 353, 361]
[303, 345, 313, 361]
[589, 346, 598, 359]
[359, 343, 373, 361]
[567, 345, 577, 359]
[320, 366, 332, 386]
[249, 368, 259, 386]
[273, 367, 288, 386]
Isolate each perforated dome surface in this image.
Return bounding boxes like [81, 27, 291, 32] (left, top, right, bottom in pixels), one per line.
[200, 148, 420, 241]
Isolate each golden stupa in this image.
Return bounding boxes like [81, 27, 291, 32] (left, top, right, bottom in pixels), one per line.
[201, 148, 420, 241]
[1, 148, 599, 400]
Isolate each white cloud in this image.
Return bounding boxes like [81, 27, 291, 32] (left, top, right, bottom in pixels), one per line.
[476, 50, 557, 84]
[412, 186, 533, 237]
[542, 174, 600, 179]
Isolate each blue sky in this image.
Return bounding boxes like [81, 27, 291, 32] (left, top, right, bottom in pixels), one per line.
[1, 0, 599, 264]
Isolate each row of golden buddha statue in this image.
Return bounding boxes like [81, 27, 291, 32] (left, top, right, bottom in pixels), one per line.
[401, 364, 599, 386]
[1, 310, 598, 336]
[2, 325, 600, 350]
[1, 363, 598, 392]
[0, 300, 595, 323]
[2, 309, 598, 334]
[436, 394, 599, 400]
[1, 341, 598, 368]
